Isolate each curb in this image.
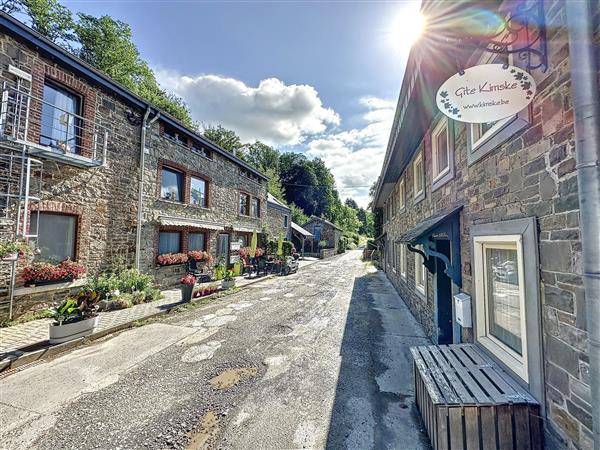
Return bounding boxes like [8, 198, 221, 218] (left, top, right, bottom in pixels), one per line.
[0, 269, 293, 374]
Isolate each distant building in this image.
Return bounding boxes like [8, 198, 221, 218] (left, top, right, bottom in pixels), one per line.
[265, 193, 291, 240]
[302, 217, 343, 252]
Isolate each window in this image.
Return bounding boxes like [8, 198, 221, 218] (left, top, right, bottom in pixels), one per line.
[398, 179, 405, 212]
[239, 193, 250, 215]
[159, 231, 181, 254]
[283, 215, 289, 228]
[413, 151, 425, 203]
[251, 198, 260, 218]
[191, 142, 211, 159]
[237, 234, 248, 248]
[161, 167, 184, 202]
[400, 244, 406, 278]
[431, 117, 455, 190]
[162, 124, 177, 141]
[40, 81, 81, 154]
[30, 213, 77, 263]
[414, 245, 426, 295]
[188, 233, 206, 251]
[471, 218, 542, 391]
[190, 176, 207, 208]
[467, 53, 531, 165]
[392, 243, 396, 272]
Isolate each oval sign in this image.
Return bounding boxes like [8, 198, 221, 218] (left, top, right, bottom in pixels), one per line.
[436, 64, 536, 123]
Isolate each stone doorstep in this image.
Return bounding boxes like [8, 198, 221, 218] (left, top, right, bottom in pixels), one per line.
[0, 271, 280, 374]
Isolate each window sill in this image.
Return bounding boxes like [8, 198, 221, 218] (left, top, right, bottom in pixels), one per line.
[413, 190, 425, 205]
[431, 170, 454, 192]
[415, 284, 426, 298]
[13, 278, 88, 296]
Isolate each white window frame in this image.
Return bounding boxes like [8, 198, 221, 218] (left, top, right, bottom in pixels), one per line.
[413, 151, 425, 203]
[431, 117, 455, 191]
[398, 179, 405, 212]
[400, 244, 406, 278]
[473, 234, 528, 382]
[467, 51, 531, 165]
[414, 245, 426, 295]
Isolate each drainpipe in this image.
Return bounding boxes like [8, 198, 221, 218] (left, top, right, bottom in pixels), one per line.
[135, 108, 160, 271]
[566, 2, 600, 448]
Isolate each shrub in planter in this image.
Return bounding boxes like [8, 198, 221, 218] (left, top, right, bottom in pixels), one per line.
[221, 270, 236, 289]
[239, 247, 264, 259]
[48, 291, 100, 344]
[180, 274, 196, 302]
[23, 260, 86, 286]
[157, 252, 188, 266]
[0, 240, 31, 261]
[83, 269, 160, 305]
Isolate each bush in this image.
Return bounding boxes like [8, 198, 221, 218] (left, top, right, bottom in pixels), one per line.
[83, 268, 160, 304]
[337, 237, 347, 254]
[266, 240, 293, 256]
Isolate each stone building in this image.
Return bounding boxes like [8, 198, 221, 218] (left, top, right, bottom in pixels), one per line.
[0, 13, 267, 314]
[265, 193, 291, 241]
[302, 216, 343, 252]
[372, 1, 598, 448]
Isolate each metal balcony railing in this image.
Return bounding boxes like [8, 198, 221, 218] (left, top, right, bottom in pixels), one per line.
[0, 84, 109, 168]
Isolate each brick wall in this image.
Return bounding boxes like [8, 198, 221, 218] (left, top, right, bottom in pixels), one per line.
[380, 1, 596, 447]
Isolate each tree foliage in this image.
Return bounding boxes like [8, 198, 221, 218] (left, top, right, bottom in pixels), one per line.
[202, 125, 243, 154]
[7, 0, 194, 126]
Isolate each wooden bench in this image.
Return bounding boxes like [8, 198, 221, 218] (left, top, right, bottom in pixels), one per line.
[410, 344, 542, 450]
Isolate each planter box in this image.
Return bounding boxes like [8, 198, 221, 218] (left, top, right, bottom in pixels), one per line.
[49, 316, 99, 344]
[1, 252, 18, 262]
[221, 280, 235, 289]
[24, 276, 75, 287]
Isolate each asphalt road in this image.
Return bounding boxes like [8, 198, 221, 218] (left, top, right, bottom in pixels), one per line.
[0, 250, 431, 450]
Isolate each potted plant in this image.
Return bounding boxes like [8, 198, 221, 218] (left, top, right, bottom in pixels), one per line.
[180, 274, 196, 302]
[0, 241, 31, 261]
[23, 260, 86, 286]
[157, 252, 188, 266]
[221, 269, 236, 289]
[48, 291, 100, 344]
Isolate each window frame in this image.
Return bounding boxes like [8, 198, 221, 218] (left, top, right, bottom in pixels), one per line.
[414, 245, 426, 296]
[400, 244, 406, 278]
[40, 80, 83, 155]
[398, 179, 405, 212]
[251, 197, 261, 218]
[190, 175, 208, 208]
[467, 52, 532, 165]
[431, 117, 455, 191]
[283, 215, 289, 228]
[32, 212, 78, 263]
[187, 231, 207, 252]
[158, 230, 182, 255]
[471, 217, 544, 404]
[413, 151, 425, 204]
[160, 166, 185, 203]
[239, 192, 251, 216]
[473, 235, 528, 381]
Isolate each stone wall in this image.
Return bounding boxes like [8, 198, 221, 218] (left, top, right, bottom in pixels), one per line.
[140, 124, 268, 280]
[379, 1, 595, 448]
[265, 202, 290, 241]
[0, 32, 144, 317]
[319, 248, 337, 259]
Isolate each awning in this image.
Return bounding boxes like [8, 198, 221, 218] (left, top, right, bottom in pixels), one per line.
[291, 221, 313, 237]
[396, 206, 463, 243]
[159, 216, 224, 231]
[234, 225, 259, 233]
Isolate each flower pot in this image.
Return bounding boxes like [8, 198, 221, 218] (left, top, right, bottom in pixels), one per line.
[221, 280, 235, 290]
[49, 316, 99, 345]
[1, 253, 18, 262]
[181, 284, 194, 302]
[24, 276, 74, 287]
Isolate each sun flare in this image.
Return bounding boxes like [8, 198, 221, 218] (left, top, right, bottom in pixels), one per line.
[387, 10, 427, 52]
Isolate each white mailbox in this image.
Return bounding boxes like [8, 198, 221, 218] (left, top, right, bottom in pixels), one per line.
[454, 293, 472, 328]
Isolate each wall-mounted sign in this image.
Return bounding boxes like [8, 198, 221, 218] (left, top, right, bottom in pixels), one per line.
[436, 64, 536, 124]
[230, 242, 241, 251]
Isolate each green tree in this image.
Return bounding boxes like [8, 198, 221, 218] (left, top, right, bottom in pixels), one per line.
[10, 0, 75, 46]
[202, 125, 243, 154]
[7, 1, 194, 127]
[345, 198, 359, 210]
[245, 140, 280, 173]
[289, 203, 309, 226]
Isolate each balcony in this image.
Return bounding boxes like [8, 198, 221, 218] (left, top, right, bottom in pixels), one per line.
[0, 84, 109, 168]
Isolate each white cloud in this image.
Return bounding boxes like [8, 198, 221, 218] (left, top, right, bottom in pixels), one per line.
[156, 71, 340, 146]
[306, 96, 395, 208]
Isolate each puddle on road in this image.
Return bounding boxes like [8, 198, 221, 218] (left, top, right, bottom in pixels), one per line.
[186, 411, 220, 450]
[208, 367, 258, 389]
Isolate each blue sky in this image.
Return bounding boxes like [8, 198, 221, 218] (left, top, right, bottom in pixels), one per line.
[63, 0, 421, 206]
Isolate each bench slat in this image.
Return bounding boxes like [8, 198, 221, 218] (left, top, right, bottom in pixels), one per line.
[438, 346, 491, 404]
[429, 346, 474, 404]
[420, 347, 461, 404]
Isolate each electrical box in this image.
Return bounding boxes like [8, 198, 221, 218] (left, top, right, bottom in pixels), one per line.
[454, 293, 472, 328]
